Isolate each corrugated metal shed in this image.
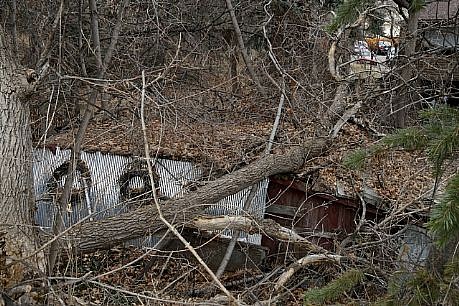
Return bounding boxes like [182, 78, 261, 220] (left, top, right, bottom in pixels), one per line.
[263, 178, 382, 252]
[32, 147, 267, 246]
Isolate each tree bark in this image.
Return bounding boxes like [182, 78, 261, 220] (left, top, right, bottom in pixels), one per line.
[67, 140, 328, 253]
[10, 0, 18, 58]
[192, 216, 326, 252]
[393, 6, 419, 128]
[0, 26, 43, 287]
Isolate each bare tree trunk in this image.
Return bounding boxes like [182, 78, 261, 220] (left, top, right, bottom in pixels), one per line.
[10, 0, 18, 58]
[222, 30, 239, 96]
[324, 83, 349, 134]
[393, 7, 419, 128]
[0, 26, 43, 287]
[66, 140, 328, 253]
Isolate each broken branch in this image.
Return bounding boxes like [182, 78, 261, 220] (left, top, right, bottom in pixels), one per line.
[275, 254, 344, 291]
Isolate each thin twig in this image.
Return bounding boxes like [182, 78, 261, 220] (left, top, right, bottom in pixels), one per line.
[139, 69, 236, 303]
[215, 184, 259, 278]
[215, 81, 286, 277]
[215, 5, 288, 276]
[90, 230, 171, 282]
[36, 0, 66, 71]
[225, 0, 266, 97]
[48, 0, 130, 273]
[49, 276, 195, 305]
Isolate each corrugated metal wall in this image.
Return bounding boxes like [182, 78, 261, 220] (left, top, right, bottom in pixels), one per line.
[33, 147, 267, 246]
[207, 179, 268, 244]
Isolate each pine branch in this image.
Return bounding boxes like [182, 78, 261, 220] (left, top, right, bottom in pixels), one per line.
[409, 0, 426, 13]
[327, 0, 372, 33]
[303, 269, 364, 305]
[343, 149, 368, 170]
[382, 127, 428, 150]
[428, 173, 459, 247]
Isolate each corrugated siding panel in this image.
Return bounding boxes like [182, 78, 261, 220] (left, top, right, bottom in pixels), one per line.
[34, 148, 132, 228]
[206, 179, 268, 245]
[156, 158, 200, 199]
[33, 147, 266, 246]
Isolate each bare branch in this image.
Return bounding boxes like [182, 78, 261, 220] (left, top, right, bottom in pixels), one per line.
[88, 0, 102, 71]
[275, 254, 344, 291]
[192, 216, 326, 252]
[139, 69, 236, 302]
[225, 0, 266, 97]
[48, 0, 130, 273]
[36, 0, 66, 71]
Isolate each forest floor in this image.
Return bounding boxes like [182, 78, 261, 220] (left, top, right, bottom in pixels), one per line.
[48, 245, 382, 305]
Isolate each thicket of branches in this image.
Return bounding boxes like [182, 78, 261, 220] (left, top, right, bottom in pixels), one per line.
[0, 0, 458, 305]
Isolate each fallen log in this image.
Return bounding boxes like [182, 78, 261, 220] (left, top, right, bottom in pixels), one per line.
[191, 216, 327, 253]
[67, 139, 328, 253]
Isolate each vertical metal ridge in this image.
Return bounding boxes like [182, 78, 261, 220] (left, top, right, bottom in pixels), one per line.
[33, 148, 268, 247]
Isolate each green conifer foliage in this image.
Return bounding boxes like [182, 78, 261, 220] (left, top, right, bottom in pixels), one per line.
[343, 148, 368, 170]
[381, 127, 428, 150]
[343, 109, 459, 306]
[409, 0, 426, 12]
[428, 173, 459, 247]
[327, 0, 372, 32]
[303, 269, 364, 305]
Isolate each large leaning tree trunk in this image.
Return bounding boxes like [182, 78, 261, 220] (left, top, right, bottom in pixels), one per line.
[63, 140, 328, 253]
[0, 26, 43, 287]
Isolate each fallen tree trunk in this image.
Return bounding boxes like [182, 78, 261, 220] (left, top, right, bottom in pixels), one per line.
[68, 139, 328, 252]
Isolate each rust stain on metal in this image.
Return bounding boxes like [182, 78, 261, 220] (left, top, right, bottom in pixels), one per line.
[263, 178, 382, 252]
